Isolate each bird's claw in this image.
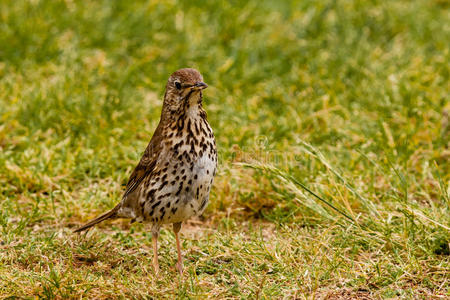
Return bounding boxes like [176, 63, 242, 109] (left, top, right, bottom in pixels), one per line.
[175, 261, 183, 275]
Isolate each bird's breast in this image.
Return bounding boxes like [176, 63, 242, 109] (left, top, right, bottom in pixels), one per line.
[138, 117, 217, 224]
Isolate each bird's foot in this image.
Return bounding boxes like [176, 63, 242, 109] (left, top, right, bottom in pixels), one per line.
[175, 261, 183, 275]
[153, 259, 160, 275]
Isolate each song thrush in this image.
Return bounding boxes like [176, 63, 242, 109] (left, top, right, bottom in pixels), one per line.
[74, 68, 218, 274]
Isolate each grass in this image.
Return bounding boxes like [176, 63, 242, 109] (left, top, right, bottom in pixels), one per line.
[0, 0, 449, 298]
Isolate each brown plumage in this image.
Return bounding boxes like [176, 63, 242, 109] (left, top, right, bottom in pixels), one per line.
[74, 68, 218, 274]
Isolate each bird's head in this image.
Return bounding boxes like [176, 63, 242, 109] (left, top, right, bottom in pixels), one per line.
[163, 68, 208, 113]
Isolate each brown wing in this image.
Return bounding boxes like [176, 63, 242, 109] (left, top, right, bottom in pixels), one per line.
[123, 123, 164, 199]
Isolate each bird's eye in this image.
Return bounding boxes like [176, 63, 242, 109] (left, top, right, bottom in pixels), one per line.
[175, 82, 182, 90]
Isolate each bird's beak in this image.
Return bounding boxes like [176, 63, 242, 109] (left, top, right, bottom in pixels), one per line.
[193, 82, 208, 90]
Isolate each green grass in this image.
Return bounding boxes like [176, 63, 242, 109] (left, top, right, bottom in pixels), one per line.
[1, 0, 449, 298]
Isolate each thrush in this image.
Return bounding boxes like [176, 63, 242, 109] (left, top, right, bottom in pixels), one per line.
[74, 68, 218, 274]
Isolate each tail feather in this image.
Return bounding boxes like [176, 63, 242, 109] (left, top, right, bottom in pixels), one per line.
[74, 205, 120, 233]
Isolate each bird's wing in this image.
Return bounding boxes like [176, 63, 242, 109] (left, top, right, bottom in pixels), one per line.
[74, 125, 165, 231]
[123, 124, 164, 199]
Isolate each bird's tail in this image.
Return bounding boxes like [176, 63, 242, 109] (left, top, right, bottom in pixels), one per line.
[73, 205, 120, 233]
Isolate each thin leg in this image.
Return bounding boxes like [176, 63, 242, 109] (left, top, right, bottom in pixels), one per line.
[152, 231, 160, 274]
[173, 222, 183, 275]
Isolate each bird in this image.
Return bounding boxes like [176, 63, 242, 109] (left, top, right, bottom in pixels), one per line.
[74, 68, 218, 275]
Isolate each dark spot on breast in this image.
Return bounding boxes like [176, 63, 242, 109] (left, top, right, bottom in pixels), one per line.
[194, 174, 198, 179]
[188, 179, 192, 185]
[158, 181, 168, 190]
[185, 187, 190, 192]
[151, 201, 161, 210]
[200, 197, 208, 211]
[187, 119, 194, 137]
[173, 141, 182, 151]
[195, 122, 200, 135]
[147, 189, 156, 202]
[183, 152, 192, 162]
[176, 182, 183, 196]
[158, 192, 171, 199]
[177, 116, 184, 130]
[172, 207, 178, 214]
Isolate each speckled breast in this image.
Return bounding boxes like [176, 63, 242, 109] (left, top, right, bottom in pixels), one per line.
[138, 120, 217, 225]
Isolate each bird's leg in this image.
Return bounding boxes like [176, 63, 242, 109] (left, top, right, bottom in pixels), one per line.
[152, 230, 160, 274]
[173, 222, 183, 275]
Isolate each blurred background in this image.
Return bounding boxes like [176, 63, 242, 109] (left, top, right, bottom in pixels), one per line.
[0, 0, 449, 298]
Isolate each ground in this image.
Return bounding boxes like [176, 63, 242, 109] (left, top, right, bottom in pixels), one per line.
[0, 0, 449, 299]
